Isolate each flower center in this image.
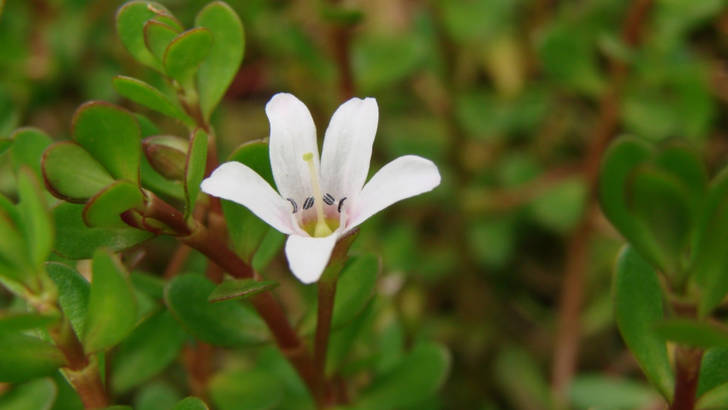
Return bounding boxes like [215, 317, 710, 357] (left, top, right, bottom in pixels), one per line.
[303, 152, 334, 237]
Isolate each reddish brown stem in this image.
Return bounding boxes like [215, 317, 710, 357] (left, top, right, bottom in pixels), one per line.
[50, 319, 108, 408]
[143, 194, 321, 400]
[551, 0, 653, 401]
[671, 347, 703, 410]
[314, 279, 337, 399]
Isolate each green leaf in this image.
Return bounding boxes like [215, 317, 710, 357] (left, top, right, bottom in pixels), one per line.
[83, 249, 138, 353]
[0, 378, 58, 410]
[17, 168, 53, 268]
[173, 397, 209, 410]
[628, 165, 692, 271]
[195, 1, 245, 119]
[72, 101, 141, 183]
[111, 311, 186, 394]
[332, 254, 379, 328]
[691, 168, 728, 316]
[356, 342, 450, 409]
[143, 20, 179, 61]
[113, 76, 192, 124]
[569, 375, 659, 409]
[208, 279, 278, 303]
[42, 142, 115, 203]
[654, 319, 728, 349]
[46, 262, 90, 337]
[0, 138, 12, 155]
[0, 333, 66, 382]
[251, 229, 285, 272]
[698, 382, 728, 409]
[221, 140, 275, 262]
[698, 347, 728, 397]
[0, 206, 33, 284]
[130, 271, 166, 300]
[599, 137, 667, 272]
[83, 181, 145, 228]
[134, 382, 181, 410]
[613, 246, 673, 399]
[184, 129, 207, 216]
[116, 1, 175, 70]
[299, 254, 379, 334]
[164, 273, 268, 347]
[163, 28, 212, 83]
[529, 177, 586, 233]
[209, 369, 281, 410]
[10, 127, 52, 178]
[53, 202, 152, 260]
[0, 312, 59, 333]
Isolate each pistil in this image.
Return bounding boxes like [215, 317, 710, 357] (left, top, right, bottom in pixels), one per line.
[303, 153, 333, 237]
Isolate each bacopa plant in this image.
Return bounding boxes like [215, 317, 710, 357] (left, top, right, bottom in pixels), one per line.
[600, 136, 728, 409]
[0, 2, 448, 409]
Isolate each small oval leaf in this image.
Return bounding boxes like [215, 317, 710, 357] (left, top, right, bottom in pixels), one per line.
[42, 142, 115, 203]
[72, 101, 141, 183]
[113, 76, 192, 124]
[208, 279, 278, 303]
[82, 181, 145, 228]
[83, 249, 138, 353]
[163, 28, 212, 83]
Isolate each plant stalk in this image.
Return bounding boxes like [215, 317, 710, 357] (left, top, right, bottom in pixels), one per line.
[671, 346, 703, 410]
[143, 194, 321, 399]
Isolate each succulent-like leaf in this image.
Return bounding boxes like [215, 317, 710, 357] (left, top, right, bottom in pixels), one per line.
[42, 142, 115, 203]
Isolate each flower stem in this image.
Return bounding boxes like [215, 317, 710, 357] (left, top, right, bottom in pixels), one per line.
[313, 231, 358, 405]
[671, 346, 703, 410]
[142, 194, 321, 399]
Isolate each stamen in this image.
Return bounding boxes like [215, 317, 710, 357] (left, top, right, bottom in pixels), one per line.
[338, 197, 347, 213]
[302, 152, 332, 237]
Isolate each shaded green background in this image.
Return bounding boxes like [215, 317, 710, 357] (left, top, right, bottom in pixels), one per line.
[1, 0, 727, 408]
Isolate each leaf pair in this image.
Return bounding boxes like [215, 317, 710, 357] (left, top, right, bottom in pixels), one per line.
[599, 137, 706, 283]
[116, 1, 244, 120]
[43, 102, 145, 229]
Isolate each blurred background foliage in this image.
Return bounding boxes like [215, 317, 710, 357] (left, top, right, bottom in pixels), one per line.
[1, 0, 728, 408]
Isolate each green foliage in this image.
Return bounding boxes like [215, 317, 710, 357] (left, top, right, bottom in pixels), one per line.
[53, 202, 152, 260]
[613, 246, 673, 399]
[184, 129, 208, 216]
[10, 127, 52, 177]
[209, 369, 282, 410]
[83, 181, 144, 228]
[0, 378, 58, 410]
[72, 102, 141, 184]
[163, 28, 212, 84]
[47, 262, 90, 337]
[172, 397, 209, 410]
[113, 76, 192, 125]
[569, 375, 658, 409]
[195, 1, 245, 119]
[111, 311, 186, 394]
[83, 249, 138, 353]
[0, 333, 66, 382]
[654, 319, 728, 349]
[208, 278, 278, 303]
[116, 1, 176, 70]
[42, 142, 115, 203]
[164, 273, 268, 347]
[354, 342, 450, 409]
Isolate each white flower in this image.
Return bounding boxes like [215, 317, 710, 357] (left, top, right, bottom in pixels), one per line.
[201, 93, 441, 284]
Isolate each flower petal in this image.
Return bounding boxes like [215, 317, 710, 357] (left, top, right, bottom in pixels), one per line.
[346, 155, 441, 231]
[266, 93, 319, 203]
[285, 234, 338, 284]
[201, 161, 294, 234]
[320, 97, 378, 200]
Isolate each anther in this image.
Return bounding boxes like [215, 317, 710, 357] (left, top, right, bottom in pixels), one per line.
[338, 197, 347, 213]
[323, 193, 335, 205]
[303, 197, 314, 210]
[287, 198, 298, 213]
